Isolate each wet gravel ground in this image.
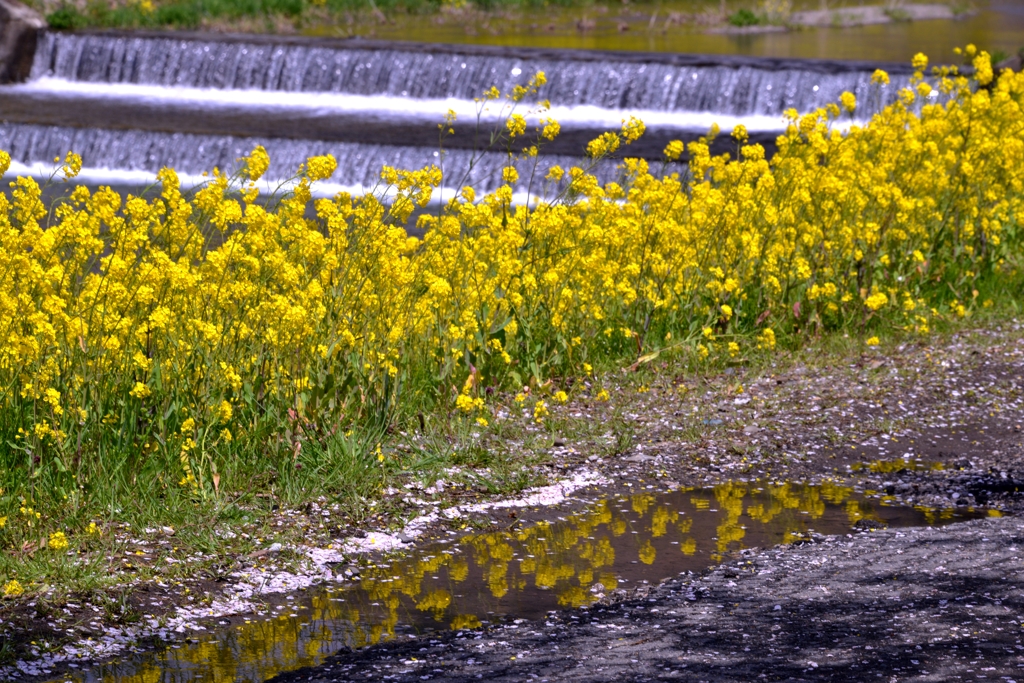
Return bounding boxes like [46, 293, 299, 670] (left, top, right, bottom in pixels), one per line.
[273, 515, 1024, 683]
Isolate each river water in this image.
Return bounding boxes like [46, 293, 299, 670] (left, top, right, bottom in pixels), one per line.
[6, 3, 1020, 194]
[342, 0, 1024, 65]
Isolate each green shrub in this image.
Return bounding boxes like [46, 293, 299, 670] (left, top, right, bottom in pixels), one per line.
[727, 8, 760, 27]
[45, 5, 83, 29]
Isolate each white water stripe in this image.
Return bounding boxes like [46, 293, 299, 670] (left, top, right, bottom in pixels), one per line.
[5, 160, 546, 206]
[6, 77, 799, 133]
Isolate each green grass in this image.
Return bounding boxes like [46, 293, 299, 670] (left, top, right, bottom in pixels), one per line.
[37, 0, 599, 31]
[32, 0, 784, 31]
[1, 270, 1022, 649]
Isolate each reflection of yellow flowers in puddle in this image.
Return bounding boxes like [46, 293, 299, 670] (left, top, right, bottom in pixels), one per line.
[487, 563, 509, 598]
[599, 572, 619, 591]
[593, 538, 615, 566]
[846, 499, 865, 524]
[103, 483, 971, 683]
[416, 589, 452, 616]
[632, 493, 654, 516]
[782, 530, 807, 544]
[449, 556, 469, 582]
[638, 539, 657, 565]
[534, 562, 575, 589]
[716, 521, 746, 552]
[337, 481, 919, 639]
[715, 482, 747, 552]
[451, 614, 482, 630]
[557, 585, 594, 607]
[651, 506, 676, 537]
[821, 481, 855, 504]
[861, 459, 945, 473]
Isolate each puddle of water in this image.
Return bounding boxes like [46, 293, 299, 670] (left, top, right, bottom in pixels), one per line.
[53, 481, 981, 683]
[850, 458, 946, 473]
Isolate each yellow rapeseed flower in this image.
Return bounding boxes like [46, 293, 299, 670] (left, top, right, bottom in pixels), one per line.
[541, 118, 561, 141]
[506, 114, 527, 138]
[663, 140, 684, 161]
[865, 292, 889, 311]
[61, 151, 82, 179]
[129, 382, 151, 399]
[48, 531, 69, 551]
[244, 145, 270, 181]
[306, 154, 337, 181]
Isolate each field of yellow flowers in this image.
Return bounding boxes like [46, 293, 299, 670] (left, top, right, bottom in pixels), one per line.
[0, 47, 1021, 596]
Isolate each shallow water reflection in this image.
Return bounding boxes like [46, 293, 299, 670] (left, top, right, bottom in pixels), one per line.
[60, 481, 981, 683]
[324, 1, 1024, 66]
[851, 457, 946, 473]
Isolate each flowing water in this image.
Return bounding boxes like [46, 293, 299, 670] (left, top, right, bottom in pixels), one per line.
[1, 2, 1021, 190]
[46, 481, 984, 683]
[0, 27, 921, 193]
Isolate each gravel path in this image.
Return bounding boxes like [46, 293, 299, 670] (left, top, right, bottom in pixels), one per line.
[272, 515, 1024, 682]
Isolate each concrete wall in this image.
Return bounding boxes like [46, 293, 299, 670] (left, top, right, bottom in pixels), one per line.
[0, 0, 44, 83]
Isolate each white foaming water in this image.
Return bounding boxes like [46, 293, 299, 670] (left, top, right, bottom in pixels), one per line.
[5, 159, 550, 207]
[4, 31, 908, 201]
[7, 77, 794, 133]
[30, 31, 911, 116]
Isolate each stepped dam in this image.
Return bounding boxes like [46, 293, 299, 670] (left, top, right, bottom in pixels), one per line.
[0, 28, 916, 195]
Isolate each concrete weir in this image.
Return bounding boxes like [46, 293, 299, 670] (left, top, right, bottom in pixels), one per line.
[0, 0, 43, 83]
[1, 23, 918, 190]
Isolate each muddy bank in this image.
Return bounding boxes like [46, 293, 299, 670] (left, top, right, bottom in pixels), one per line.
[272, 514, 1024, 682]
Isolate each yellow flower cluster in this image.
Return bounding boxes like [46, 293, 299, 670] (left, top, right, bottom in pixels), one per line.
[0, 51, 1020, 494]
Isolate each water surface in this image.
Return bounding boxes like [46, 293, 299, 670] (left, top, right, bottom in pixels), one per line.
[329, 1, 1024, 65]
[55, 480, 983, 683]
